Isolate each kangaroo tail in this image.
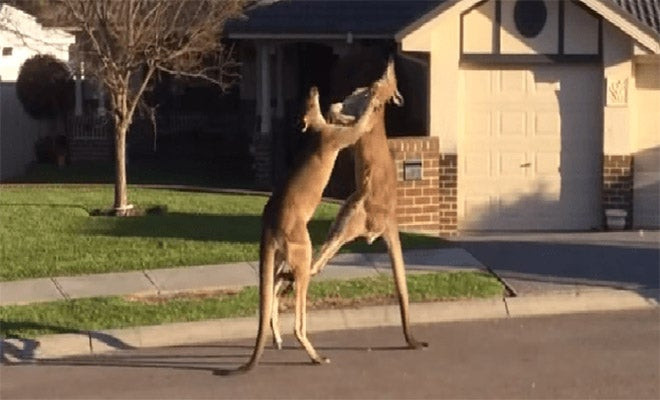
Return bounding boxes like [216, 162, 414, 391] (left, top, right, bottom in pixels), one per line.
[214, 232, 275, 376]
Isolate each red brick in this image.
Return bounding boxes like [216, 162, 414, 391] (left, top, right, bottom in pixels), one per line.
[423, 188, 439, 196]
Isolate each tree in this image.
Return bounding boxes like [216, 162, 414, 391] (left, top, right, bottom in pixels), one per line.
[50, 0, 245, 215]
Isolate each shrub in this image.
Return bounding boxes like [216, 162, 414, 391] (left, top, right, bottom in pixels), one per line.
[16, 54, 75, 120]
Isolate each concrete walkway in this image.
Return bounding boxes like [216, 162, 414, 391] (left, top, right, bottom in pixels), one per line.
[0, 248, 484, 306]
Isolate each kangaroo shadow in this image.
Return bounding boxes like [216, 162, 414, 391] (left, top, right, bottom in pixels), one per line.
[84, 211, 438, 254]
[1, 321, 134, 365]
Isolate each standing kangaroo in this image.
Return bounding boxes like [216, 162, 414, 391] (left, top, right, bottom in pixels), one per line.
[311, 60, 428, 349]
[215, 84, 385, 375]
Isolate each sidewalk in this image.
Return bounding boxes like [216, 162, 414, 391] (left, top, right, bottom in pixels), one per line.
[0, 248, 484, 306]
[1, 240, 658, 361]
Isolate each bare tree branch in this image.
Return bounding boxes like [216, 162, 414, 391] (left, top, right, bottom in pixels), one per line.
[2, 0, 246, 213]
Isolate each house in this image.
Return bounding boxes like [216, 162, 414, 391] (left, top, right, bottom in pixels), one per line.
[0, 4, 76, 180]
[227, 0, 660, 234]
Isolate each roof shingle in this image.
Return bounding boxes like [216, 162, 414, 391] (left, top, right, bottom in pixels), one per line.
[226, 0, 443, 37]
[227, 0, 660, 39]
[610, 0, 660, 34]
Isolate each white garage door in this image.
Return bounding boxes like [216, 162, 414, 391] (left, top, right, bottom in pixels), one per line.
[633, 63, 660, 229]
[459, 65, 602, 231]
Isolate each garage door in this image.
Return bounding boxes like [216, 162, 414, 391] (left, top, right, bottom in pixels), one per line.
[633, 63, 660, 229]
[459, 65, 602, 231]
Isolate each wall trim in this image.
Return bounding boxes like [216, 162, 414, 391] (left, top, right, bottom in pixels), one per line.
[460, 53, 602, 65]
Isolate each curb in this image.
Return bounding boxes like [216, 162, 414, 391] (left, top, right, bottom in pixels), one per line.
[2, 288, 657, 362]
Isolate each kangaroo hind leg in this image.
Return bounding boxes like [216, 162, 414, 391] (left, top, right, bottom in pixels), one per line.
[311, 196, 367, 276]
[382, 222, 428, 349]
[288, 234, 329, 364]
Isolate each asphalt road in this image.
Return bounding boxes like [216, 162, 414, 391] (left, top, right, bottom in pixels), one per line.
[2, 309, 658, 399]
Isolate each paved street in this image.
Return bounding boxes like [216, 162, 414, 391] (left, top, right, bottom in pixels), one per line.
[2, 309, 658, 399]
[457, 231, 660, 294]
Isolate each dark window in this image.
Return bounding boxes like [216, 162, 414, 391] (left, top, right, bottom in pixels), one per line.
[2, 47, 12, 56]
[514, 0, 547, 38]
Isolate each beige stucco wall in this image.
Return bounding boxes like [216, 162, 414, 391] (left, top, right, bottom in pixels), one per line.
[602, 21, 635, 155]
[463, 1, 495, 54]
[633, 60, 660, 152]
[564, 1, 599, 54]
[500, 0, 559, 54]
[462, 0, 599, 55]
[400, 2, 467, 153]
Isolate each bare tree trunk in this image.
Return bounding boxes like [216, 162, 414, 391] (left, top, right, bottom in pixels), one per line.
[114, 124, 129, 215]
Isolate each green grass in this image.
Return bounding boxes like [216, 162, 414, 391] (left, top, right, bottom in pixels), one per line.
[0, 186, 446, 281]
[0, 272, 504, 338]
[10, 160, 253, 189]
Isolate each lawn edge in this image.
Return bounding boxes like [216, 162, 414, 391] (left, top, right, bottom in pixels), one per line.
[2, 288, 657, 362]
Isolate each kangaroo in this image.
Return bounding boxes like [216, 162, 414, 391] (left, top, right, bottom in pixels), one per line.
[214, 84, 384, 375]
[311, 60, 428, 349]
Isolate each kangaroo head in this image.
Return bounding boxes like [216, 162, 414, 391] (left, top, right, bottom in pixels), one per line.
[373, 58, 403, 106]
[302, 86, 327, 132]
[327, 59, 403, 126]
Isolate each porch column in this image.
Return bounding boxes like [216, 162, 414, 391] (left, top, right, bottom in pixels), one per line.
[253, 42, 273, 188]
[259, 43, 272, 135]
[74, 61, 84, 116]
[97, 82, 106, 117]
[275, 45, 285, 119]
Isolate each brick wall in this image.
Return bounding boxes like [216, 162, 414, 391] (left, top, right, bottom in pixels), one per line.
[438, 154, 458, 236]
[603, 155, 633, 228]
[389, 137, 441, 235]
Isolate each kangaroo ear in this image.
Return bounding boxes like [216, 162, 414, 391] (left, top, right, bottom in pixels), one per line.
[393, 88, 404, 106]
[384, 58, 395, 81]
[302, 86, 325, 132]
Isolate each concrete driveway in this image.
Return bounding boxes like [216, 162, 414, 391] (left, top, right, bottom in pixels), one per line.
[454, 230, 660, 294]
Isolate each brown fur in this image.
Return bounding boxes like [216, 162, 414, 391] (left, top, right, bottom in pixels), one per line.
[215, 84, 387, 375]
[311, 60, 427, 349]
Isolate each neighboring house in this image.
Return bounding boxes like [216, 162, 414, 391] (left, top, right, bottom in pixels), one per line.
[0, 4, 75, 180]
[227, 0, 660, 234]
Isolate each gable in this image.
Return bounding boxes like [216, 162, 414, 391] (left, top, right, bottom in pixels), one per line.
[398, 0, 660, 54]
[461, 0, 600, 56]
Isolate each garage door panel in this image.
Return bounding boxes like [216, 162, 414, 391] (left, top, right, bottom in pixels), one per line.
[534, 112, 560, 136]
[534, 152, 560, 176]
[460, 65, 602, 231]
[466, 111, 492, 136]
[500, 70, 526, 93]
[463, 152, 491, 176]
[499, 152, 527, 176]
[500, 111, 526, 136]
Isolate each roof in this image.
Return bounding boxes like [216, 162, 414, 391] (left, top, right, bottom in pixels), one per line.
[226, 0, 443, 38]
[227, 0, 659, 50]
[610, 0, 660, 34]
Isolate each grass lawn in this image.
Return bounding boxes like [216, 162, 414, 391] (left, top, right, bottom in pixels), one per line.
[0, 272, 504, 338]
[0, 186, 447, 281]
[12, 161, 253, 189]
